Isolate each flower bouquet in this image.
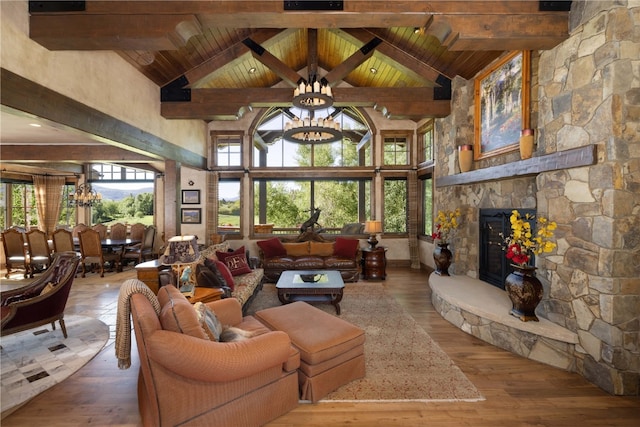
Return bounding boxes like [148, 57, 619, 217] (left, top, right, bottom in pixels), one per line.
[431, 208, 461, 245]
[501, 209, 557, 267]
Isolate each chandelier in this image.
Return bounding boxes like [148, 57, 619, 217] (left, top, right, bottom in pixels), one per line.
[69, 183, 102, 208]
[292, 77, 333, 110]
[285, 76, 342, 144]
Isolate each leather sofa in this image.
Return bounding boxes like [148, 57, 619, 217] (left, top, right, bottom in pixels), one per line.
[257, 231, 361, 283]
[125, 282, 300, 426]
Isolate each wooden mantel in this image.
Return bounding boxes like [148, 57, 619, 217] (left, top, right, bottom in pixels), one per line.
[436, 145, 597, 187]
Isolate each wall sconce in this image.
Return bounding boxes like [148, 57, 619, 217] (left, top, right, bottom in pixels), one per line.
[364, 220, 383, 249]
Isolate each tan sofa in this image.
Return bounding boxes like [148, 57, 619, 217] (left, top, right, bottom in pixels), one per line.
[128, 283, 300, 426]
[258, 231, 361, 283]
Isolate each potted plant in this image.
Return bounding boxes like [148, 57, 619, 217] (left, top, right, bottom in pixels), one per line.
[501, 209, 557, 321]
[431, 208, 461, 276]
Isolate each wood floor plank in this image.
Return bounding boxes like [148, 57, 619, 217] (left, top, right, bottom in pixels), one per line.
[1, 267, 638, 426]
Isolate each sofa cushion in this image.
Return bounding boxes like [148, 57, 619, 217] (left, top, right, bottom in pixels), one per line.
[325, 256, 358, 269]
[291, 256, 325, 270]
[262, 257, 297, 269]
[157, 286, 208, 340]
[257, 237, 287, 258]
[309, 241, 334, 257]
[217, 246, 252, 276]
[334, 237, 359, 258]
[283, 242, 309, 256]
[215, 260, 235, 290]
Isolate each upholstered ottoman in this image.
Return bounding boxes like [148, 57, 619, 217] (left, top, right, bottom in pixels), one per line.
[255, 301, 365, 402]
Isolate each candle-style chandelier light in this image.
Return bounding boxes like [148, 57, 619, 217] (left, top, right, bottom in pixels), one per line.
[68, 183, 102, 208]
[284, 76, 342, 144]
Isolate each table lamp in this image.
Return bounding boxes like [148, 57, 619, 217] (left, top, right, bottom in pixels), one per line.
[160, 235, 200, 296]
[364, 220, 382, 249]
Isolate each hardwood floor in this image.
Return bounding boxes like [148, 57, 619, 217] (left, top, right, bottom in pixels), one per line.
[1, 267, 638, 426]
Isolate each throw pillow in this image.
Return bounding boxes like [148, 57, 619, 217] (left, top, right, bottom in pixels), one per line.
[39, 282, 57, 296]
[214, 260, 235, 290]
[283, 242, 310, 257]
[256, 237, 287, 258]
[309, 241, 334, 257]
[196, 263, 224, 288]
[202, 258, 228, 287]
[194, 302, 223, 341]
[216, 247, 252, 276]
[334, 237, 359, 258]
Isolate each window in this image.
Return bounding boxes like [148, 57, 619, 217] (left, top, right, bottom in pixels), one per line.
[212, 134, 242, 168]
[383, 178, 407, 233]
[218, 180, 241, 235]
[418, 121, 434, 164]
[383, 135, 410, 166]
[253, 179, 371, 233]
[91, 164, 155, 182]
[10, 183, 38, 229]
[421, 176, 433, 236]
[253, 106, 371, 168]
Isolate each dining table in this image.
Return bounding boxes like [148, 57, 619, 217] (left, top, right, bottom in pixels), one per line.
[73, 238, 141, 251]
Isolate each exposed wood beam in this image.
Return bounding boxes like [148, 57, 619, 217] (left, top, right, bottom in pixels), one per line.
[243, 38, 302, 88]
[1, 68, 207, 169]
[337, 28, 443, 83]
[160, 87, 450, 120]
[0, 145, 154, 162]
[324, 37, 382, 85]
[29, 2, 568, 51]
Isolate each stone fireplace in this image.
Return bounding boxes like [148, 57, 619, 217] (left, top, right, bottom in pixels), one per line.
[427, 2, 639, 395]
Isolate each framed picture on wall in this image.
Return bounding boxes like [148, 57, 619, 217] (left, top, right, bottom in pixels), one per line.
[474, 50, 531, 160]
[181, 208, 201, 224]
[181, 189, 200, 204]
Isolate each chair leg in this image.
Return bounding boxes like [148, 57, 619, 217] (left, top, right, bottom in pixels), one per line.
[59, 318, 68, 338]
[99, 262, 105, 277]
[81, 261, 87, 278]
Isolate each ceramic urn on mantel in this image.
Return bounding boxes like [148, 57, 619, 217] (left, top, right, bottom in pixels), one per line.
[458, 144, 474, 173]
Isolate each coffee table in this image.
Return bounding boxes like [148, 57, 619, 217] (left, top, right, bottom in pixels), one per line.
[276, 270, 345, 314]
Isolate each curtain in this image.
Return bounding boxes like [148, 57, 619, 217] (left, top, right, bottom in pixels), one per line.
[206, 171, 219, 243]
[407, 169, 420, 269]
[33, 175, 66, 236]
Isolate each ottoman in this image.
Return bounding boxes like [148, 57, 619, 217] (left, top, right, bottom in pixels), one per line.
[255, 301, 365, 402]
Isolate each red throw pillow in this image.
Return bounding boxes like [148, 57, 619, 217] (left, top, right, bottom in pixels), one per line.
[256, 237, 286, 258]
[216, 247, 252, 276]
[334, 237, 359, 258]
[214, 260, 235, 290]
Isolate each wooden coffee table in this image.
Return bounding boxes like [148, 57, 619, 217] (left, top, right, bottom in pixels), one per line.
[276, 270, 345, 314]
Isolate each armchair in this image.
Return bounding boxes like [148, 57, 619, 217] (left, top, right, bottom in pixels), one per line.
[2, 228, 29, 278]
[1, 252, 80, 338]
[125, 282, 299, 426]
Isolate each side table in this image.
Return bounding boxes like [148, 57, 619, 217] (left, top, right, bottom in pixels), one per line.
[361, 247, 387, 280]
[135, 259, 168, 294]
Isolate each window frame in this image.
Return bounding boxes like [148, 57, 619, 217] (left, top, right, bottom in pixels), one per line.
[382, 176, 408, 236]
[210, 132, 244, 169]
[382, 132, 411, 167]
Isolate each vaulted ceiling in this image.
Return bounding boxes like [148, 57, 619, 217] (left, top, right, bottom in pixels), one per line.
[1, 0, 572, 175]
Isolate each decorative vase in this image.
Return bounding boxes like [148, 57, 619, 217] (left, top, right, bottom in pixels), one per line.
[433, 243, 453, 276]
[519, 128, 534, 160]
[504, 265, 543, 322]
[458, 144, 473, 173]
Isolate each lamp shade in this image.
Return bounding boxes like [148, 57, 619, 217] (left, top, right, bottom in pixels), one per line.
[160, 235, 200, 265]
[364, 220, 382, 234]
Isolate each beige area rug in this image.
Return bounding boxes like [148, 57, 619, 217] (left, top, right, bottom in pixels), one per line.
[0, 315, 109, 418]
[248, 282, 484, 403]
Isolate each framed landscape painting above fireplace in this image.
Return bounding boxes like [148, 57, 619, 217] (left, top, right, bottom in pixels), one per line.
[474, 50, 531, 160]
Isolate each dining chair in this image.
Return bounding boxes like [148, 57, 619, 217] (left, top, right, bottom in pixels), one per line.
[129, 223, 146, 242]
[52, 229, 76, 253]
[26, 229, 53, 276]
[109, 222, 127, 240]
[1, 228, 29, 278]
[122, 225, 156, 266]
[92, 223, 108, 240]
[78, 229, 121, 277]
[72, 223, 88, 238]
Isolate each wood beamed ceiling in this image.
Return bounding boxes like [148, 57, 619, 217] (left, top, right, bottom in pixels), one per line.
[28, 0, 571, 123]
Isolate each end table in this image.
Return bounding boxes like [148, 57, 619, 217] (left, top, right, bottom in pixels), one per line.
[361, 246, 387, 280]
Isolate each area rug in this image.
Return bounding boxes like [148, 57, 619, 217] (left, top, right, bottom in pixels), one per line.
[248, 282, 484, 403]
[0, 315, 109, 417]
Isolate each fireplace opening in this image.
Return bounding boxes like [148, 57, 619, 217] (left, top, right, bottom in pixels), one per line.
[479, 208, 535, 290]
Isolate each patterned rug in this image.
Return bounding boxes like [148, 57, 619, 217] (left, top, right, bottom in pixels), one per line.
[248, 282, 484, 402]
[0, 315, 109, 417]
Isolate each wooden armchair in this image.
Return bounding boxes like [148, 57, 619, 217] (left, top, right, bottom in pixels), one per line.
[122, 225, 156, 266]
[52, 228, 76, 254]
[1, 252, 80, 338]
[2, 228, 29, 278]
[109, 222, 127, 240]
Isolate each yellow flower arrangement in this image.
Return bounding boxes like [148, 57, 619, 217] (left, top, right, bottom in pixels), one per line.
[432, 208, 461, 244]
[502, 209, 557, 267]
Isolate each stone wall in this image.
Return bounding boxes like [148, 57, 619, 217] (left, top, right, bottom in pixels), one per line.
[433, 2, 639, 395]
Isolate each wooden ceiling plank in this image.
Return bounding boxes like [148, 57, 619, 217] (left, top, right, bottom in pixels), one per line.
[324, 37, 381, 85]
[245, 39, 302, 88]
